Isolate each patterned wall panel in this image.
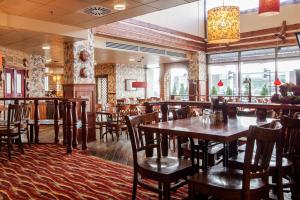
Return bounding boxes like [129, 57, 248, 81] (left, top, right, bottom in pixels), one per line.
[94, 63, 116, 103]
[28, 55, 46, 97]
[189, 51, 207, 96]
[115, 64, 145, 99]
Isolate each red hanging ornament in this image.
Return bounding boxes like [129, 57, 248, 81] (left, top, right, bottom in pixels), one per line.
[259, 0, 280, 16]
[274, 78, 281, 86]
[217, 80, 224, 87]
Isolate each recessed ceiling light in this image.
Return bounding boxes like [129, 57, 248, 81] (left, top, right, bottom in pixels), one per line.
[114, 0, 126, 10]
[46, 59, 52, 63]
[129, 58, 135, 62]
[42, 44, 51, 50]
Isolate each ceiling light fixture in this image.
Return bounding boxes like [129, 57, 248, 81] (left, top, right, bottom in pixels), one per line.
[46, 59, 52, 63]
[207, 5, 240, 44]
[114, 0, 126, 10]
[259, 0, 280, 16]
[42, 44, 51, 50]
[129, 58, 135, 62]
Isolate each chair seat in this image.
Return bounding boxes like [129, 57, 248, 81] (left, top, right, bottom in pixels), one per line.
[189, 165, 266, 191]
[138, 156, 194, 177]
[0, 126, 19, 135]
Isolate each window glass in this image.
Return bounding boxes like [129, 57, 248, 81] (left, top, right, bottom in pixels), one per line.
[277, 46, 300, 58]
[209, 64, 238, 96]
[208, 52, 238, 63]
[16, 74, 22, 94]
[146, 66, 160, 98]
[6, 73, 11, 94]
[240, 60, 275, 97]
[241, 48, 275, 61]
[277, 58, 300, 84]
[169, 68, 188, 100]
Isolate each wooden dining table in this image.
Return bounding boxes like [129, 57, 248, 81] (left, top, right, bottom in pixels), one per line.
[139, 116, 273, 171]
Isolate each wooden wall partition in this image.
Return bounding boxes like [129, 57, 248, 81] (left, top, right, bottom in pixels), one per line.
[63, 84, 96, 141]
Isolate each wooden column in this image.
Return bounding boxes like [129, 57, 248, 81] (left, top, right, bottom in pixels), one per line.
[54, 99, 59, 144]
[81, 100, 88, 150]
[34, 99, 40, 143]
[72, 101, 78, 148]
[66, 101, 73, 153]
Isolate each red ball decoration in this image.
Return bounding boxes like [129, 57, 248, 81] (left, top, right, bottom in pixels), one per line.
[259, 0, 280, 16]
[217, 80, 224, 87]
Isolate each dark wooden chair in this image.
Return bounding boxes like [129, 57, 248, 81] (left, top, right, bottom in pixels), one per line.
[96, 112, 111, 141]
[172, 106, 224, 167]
[125, 112, 197, 200]
[229, 117, 300, 200]
[188, 125, 280, 200]
[20, 103, 31, 146]
[0, 104, 23, 159]
[107, 105, 129, 140]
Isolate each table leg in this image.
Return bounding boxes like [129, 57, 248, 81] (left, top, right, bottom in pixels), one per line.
[223, 142, 229, 167]
[201, 140, 209, 172]
[161, 135, 168, 157]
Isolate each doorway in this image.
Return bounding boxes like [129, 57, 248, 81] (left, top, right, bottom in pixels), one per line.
[4, 68, 25, 98]
[96, 75, 108, 106]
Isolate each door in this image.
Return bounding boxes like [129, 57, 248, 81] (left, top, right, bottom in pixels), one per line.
[96, 75, 108, 106]
[4, 68, 25, 98]
[5, 68, 14, 98]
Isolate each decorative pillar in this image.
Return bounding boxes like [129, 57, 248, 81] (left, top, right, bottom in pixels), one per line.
[188, 51, 207, 101]
[28, 55, 46, 97]
[63, 29, 96, 141]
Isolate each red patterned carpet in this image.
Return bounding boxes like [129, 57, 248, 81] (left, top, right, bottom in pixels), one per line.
[0, 144, 187, 200]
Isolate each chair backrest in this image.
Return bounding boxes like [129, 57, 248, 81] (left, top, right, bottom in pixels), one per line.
[125, 112, 160, 164]
[242, 125, 280, 194]
[7, 104, 21, 132]
[20, 103, 31, 121]
[280, 116, 300, 158]
[172, 106, 191, 120]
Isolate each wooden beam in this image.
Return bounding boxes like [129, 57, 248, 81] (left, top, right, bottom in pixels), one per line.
[207, 39, 297, 53]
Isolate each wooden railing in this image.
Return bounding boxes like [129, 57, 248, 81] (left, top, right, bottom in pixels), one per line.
[0, 97, 88, 154]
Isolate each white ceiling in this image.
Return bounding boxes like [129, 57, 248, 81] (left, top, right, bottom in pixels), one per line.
[94, 48, 187, 66]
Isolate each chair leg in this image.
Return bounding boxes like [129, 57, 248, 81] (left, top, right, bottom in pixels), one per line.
[18, 133, 24, 154]
[0, 136, 2, 151]
[163, 182, 170, 200]
[7, 138, 12, 160]
[158, 182, 162, 200]
[132, 173, 138, 200]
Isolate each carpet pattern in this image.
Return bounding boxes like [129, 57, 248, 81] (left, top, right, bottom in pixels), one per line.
[0, 144, 187, 200]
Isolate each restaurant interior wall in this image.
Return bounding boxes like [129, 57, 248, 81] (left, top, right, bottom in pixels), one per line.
[115, 63, 146, 99]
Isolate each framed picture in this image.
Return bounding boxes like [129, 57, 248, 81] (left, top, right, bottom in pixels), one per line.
[125, 79, 136, 91]
[296, 32, 300, 48]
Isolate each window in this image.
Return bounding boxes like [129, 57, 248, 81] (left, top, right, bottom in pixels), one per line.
[44, 76, 49, 91]
[169, 68, 188, 100]
[208, 46, 300, 101]
[209, 64, 238, 96]
[278, 58, 300, 84]
[146, 67, 160, 98]
[241, 60, 275, 96]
